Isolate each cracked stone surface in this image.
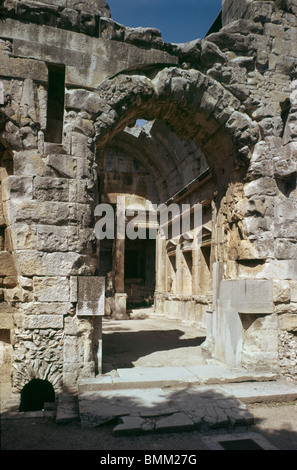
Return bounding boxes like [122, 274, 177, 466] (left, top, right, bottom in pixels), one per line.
[78, 385, 255, 433]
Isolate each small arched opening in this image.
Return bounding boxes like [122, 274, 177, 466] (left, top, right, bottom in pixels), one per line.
[19, 378, 55, 412]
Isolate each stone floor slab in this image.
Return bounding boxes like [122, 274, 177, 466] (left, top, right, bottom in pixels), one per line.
[155, 412, 195, 433]
[78, 383, 255, 433]
[185, 364, 278, 384]
[217, 380, 297, 403]
[114, 366, 198, 387]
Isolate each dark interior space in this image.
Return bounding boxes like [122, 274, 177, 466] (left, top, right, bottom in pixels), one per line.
[19, 378, 55, 412]
[218, 439, 264, 450]
[45, 64, 65, 143]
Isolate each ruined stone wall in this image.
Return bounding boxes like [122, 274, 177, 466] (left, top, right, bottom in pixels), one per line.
[0, 0, 297, 396]
[222, 0, 252, 25]
[0, 0, 181, 395]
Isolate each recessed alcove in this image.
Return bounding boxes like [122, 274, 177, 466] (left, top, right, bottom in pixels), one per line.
[19, 378, 55, 412]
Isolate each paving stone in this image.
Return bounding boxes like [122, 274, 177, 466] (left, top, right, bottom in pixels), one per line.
[113, 416, 147, 435]
[227, 408, 254, 426]
[78, 388, 171, 428]
[155, 412, 195, 433]
[77, 373, 297, 433]
[56, 395, 79, 424]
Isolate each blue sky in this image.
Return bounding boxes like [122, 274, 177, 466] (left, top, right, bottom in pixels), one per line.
[107, 0, 222, 43]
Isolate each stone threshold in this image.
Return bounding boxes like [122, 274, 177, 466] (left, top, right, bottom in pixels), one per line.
[77, 364, 279, 393]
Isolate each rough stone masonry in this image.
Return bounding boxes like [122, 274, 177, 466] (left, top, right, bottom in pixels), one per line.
[0, 0, 296, 401]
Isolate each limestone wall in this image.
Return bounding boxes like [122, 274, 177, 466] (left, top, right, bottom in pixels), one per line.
[222, 0, 252, 25]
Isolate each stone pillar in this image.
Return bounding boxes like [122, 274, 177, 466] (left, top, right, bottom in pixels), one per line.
[76, 276, 106, 375]
[176, 241, 183, 296]
[113, 237, 129, 319]
[92, 316, 103, 374]
[113, 198, 129, 319]
[114, 238, 125, 294]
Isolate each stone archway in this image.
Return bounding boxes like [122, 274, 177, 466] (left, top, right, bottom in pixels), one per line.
[19, 378, 55, 412]
[94, 67, 259, 185]
[92, 66, 264, 370]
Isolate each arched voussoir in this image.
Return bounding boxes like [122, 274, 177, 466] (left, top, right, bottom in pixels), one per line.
[94, 67, 260, 183]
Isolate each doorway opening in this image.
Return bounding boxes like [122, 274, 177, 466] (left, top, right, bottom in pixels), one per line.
[125, 234, 156, 309]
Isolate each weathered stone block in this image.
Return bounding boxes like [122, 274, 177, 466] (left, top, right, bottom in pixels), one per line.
[33, 276, 70, 302]
[76, 276, 105, 317]
[15, 314, 64, 329]
[65, 89, 102, 116]
[264, 23, 285, 39]
[0, 313, 14, 329]
[68, 227, 95, 253]
[63, 335, 82, 363]
[279, 314, 297, 332]
[0, 252, 17, 276]
[57, 8, 80, 32]
[76, 156, 95, 179]
[10, 224, 38, 250]
[16, 301, 73, 316]
[273, 280, 291, 303]
[275, 199, 297, 221]
[201, 41, 226, 67]
[0, 55, 48, 82]
[275, 239, 297, 260]
[68, 203, 94, 228]
[6, 200, 69, 225]
[12, 151, 54, 177]
[238, 260, 297, 281]
[47, 154, 76, 179]
[244, 216, 274, 238]
[290, 281, 297, 302]
[69, 179, 92, 204]
[4, 285, 33, 303]
[62, 362, 95, 392]
[70, 276, 77, 302]
[2, 176, 33, 201]
[220, 279, 273, 315]
[33, 176, 69, 202]
[241, 313, 279, 372]
[37, 225, 68, 252]
[244, 177, 278, 198]
[16, 250, 97, 276]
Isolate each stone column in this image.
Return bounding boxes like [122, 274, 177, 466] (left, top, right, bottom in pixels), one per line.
[113, 197, 128, 319]
[114, 238, 125, 294]
[76, 276, 106, 376]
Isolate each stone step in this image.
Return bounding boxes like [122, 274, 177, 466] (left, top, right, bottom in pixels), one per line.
[77, 364, 279, 393]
